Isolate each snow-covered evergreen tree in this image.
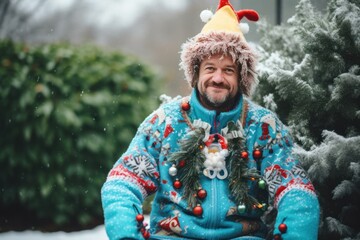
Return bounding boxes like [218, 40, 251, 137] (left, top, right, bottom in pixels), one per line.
[255, 0, 360, 239]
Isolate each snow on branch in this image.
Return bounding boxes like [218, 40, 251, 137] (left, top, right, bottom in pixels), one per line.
[326, 217, 355, 237]
[295, 130, 360, 184]
[332, 179, 358, 200]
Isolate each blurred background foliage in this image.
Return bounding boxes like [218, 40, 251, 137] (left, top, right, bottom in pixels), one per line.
[0, 40, 162, 231]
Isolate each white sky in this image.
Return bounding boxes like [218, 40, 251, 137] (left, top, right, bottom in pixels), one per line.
[21, 0, 187, 28]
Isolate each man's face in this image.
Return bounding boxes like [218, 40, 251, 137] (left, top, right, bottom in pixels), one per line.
[197, 53, 240, 111]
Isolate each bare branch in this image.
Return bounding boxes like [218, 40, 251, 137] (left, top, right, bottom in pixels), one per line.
[0, 0, 11, 30]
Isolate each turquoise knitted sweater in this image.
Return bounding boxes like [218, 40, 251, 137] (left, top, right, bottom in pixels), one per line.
[101, 90, 319, 239]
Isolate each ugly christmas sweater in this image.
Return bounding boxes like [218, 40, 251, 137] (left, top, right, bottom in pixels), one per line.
[101, 89, 319, 240]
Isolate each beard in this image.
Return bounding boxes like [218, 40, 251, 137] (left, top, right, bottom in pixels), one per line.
[203, 90, 230, 106]
[196, 84, 241, 111]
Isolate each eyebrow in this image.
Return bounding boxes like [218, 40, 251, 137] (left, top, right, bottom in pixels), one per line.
[202, 61, 236, 69]
[223, 65, 236, 69]
[202, 62, 215, 67]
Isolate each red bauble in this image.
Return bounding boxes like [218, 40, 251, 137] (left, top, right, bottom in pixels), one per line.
[253, 149, 262, 159]
[197, 189, 207, 199]
[193, 204, 203, 216]
[178, 160, 186, 168]
[278, 223, 287, 233]
[173, 179, 182, 189]
[136, 214, 144, 222]
[273, 234, 282, 240]
[240, 151, 249, 159]
[142, 230, 150, 239]
[181, 102, 190, 111]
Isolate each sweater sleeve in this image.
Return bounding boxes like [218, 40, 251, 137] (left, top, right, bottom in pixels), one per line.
[101, 108, 164, 240]
[254, 112, 319, 240]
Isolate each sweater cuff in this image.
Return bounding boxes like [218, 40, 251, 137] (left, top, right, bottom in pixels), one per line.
[274, 189, 319, 240]
[101, 179, 146, 240]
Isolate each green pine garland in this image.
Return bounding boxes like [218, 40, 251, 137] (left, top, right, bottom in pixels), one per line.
[228, 124, 261, 210]
[168, 128, 206, 208]
[227, 135, 263, 211]
[169, 97, 267, 213]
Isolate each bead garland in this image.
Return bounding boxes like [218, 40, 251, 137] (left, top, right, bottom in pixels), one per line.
[273, 218, 288, 240]
[133, 204, 150, 239]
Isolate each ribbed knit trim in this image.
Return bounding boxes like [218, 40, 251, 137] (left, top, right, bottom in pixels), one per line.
[107, 164, 148, 198]
[274, 184, 317, 209]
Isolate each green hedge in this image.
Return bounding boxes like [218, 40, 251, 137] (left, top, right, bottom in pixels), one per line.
[0, 40, 161, 231]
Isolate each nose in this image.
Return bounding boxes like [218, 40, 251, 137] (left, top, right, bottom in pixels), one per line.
[212, 69, 224, 83]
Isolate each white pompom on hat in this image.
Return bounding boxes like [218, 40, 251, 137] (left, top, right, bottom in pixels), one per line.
[179, 0, 260, 96]
[200, 9, 214, 23]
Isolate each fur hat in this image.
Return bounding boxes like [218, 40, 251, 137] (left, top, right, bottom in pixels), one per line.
[179, 0, 259, 96]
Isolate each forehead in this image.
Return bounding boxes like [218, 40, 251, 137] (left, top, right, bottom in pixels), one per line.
[201, 53, 235, 66]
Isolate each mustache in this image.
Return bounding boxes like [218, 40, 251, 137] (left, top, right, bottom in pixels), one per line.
[205, 81, 230, 90]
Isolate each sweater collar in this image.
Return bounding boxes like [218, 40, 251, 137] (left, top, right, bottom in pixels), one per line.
[188, 89, 244, 133]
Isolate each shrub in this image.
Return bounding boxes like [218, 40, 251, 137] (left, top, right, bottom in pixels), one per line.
[0, 40, 162, 231]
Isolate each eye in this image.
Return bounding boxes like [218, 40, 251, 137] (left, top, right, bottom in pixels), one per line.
[224, 68, 235, 74]
[205, 66, 215, 72]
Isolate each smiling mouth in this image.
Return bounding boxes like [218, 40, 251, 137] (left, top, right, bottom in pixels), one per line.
[208, 85, 229, 91]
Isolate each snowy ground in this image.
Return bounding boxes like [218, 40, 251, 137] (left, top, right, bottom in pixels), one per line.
[0, 216, 150, 240]
[0, 225, 108, 240]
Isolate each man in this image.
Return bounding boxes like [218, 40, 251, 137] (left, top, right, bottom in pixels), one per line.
[101, 0, 319, 239]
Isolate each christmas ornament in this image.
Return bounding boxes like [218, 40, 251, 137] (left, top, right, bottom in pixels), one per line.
[278, 223, 287, 233]
[178, 160, 186, 168]
[237, 204, 246, 214]
[142, 231, 150, 239]
[253, 148, 262, 159]
[260, 203, 267, 211]
[181, 101, 190, 111]
[169, 164, 178, 176]
[136, 214, 144, 222]
[197, 189, 207, 199]
[193, 204, 203, 216]
[273, 234, 282, 240]
[173, 179, 182, 189]
[240, 151, 249, 159]
[258, 179, 266, 189]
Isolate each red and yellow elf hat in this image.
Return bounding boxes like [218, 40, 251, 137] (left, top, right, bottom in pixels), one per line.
[180, 0, 260, 96]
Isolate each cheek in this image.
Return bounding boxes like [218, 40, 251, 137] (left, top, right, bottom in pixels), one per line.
[231, 78, 239, 88]
[197, 76, 206, 88]
[230, 79, 239, 93]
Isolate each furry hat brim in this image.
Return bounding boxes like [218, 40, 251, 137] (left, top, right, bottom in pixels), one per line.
[179, 31, 258, 96]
